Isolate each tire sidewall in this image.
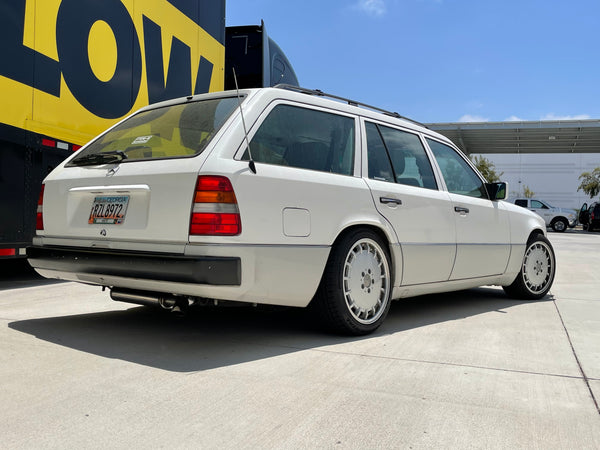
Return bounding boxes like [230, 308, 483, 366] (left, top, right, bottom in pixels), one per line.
[552, 219, 567, 232]
[321, 229, 393, 335]
[519, 234, 556, 299]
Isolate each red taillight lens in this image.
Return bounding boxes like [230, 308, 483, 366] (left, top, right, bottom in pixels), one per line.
[190, 213, 241, 235]
[36, 184, 45, 231]
[190, 176, 241, 236]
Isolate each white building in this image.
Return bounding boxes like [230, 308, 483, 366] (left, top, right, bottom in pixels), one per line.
[429, 120, 600, 210]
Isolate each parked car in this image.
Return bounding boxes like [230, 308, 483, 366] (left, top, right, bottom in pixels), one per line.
[27, 86, 556, 335]
[579, 202, 600, 231]
[512, 198, 577, 232]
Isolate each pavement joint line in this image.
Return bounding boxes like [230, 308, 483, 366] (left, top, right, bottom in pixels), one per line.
[268, 345, 590, 381]
[554, 297, 599, 302]
[552, 299, 600, 416]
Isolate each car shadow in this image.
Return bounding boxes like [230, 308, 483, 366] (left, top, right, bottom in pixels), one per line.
[8, 286, 551, 373]
[0, 259, 65, 291]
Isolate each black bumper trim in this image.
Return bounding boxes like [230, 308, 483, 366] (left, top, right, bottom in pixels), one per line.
[27, 246, 241, 286]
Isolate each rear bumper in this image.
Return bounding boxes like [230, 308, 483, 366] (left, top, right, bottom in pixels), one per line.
[27, 246, 241, 286]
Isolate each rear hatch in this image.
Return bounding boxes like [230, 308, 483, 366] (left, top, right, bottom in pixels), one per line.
[40, 95, 240, 246]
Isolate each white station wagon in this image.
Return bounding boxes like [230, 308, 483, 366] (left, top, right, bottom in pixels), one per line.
[28, 86, 556, 335]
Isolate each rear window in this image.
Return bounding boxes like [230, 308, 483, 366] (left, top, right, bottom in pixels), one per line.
[69, 97, 239, 165]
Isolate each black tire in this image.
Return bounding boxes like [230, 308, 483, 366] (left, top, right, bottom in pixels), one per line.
[313, 229, 393, 335]
[582, 223, 589, 231]
[588, 223, 595, 232]
[503, 234, 555, 300]
[551, 218, 568, 232]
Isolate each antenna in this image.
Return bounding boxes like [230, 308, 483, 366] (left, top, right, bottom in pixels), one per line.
[232, 68, 256, 174]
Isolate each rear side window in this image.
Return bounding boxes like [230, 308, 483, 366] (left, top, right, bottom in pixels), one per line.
[515, 199, 528, 207]
[246, 104, 355, 175]
[366, 122, 437, 189]
[69, 97, 239, 165]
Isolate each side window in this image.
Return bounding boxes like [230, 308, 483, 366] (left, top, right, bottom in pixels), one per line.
[366, 122, 437, 189]
[246, 104, 355, 175]
[378, 125, 437, 189]
[515, 199, 528, 207]
[426, 138, 487, 199]
[531, 200, 545, 209]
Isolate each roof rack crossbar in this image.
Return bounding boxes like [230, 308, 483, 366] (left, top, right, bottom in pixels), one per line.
[274, 84, 427, 128]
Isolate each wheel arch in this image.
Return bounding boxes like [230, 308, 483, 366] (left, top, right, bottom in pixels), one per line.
[329, 223, 400, 288]
[528, 227, 546, 243]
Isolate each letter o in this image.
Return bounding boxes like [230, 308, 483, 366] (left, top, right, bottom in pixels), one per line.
[56, 0, 141, 119]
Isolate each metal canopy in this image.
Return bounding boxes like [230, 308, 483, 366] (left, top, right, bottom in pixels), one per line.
[427, 119, 600, 155]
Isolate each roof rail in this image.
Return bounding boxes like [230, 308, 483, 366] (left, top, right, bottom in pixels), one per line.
[274, 84, 427, 128]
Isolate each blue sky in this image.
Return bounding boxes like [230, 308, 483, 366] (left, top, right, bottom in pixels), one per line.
[226, 0, 600, 124]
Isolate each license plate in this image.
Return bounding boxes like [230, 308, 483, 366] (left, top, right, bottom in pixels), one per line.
[88, 195, 130, 225]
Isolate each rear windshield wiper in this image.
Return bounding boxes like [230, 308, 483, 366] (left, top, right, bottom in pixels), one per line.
[70, 150, 128, 166]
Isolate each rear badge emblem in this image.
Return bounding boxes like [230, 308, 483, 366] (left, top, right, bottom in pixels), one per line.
[100, 229, 107, 236]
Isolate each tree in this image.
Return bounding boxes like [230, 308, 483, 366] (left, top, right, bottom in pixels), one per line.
[523, 185, 535, 198]
[578, 167, 600, 198]
[470, 155, 503, 182]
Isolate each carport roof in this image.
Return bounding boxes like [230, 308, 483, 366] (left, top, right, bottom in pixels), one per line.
[427, 119, 600, 155]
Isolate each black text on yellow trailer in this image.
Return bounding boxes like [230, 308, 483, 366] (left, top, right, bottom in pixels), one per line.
[0, 0, 226, 146]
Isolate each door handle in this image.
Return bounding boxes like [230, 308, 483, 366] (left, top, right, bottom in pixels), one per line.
[380, 197, 402, 206]
[454, 206, 469, 214]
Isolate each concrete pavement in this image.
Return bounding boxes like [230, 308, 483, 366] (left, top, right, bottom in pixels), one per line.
[1, 231, 599, 449]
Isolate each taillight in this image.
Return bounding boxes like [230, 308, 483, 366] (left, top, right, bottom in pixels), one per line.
[190, 176, 241, 236]
[36, 184, 45, 231]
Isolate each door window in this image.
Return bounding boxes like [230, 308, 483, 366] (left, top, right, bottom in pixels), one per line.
[366, 122, 437, 189]
[426, 138, 487, 199]
[531, 200, 546, 209]
[246, 104, 355, 175]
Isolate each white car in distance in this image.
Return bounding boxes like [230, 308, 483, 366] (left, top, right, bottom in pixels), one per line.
[28, 86, 556, 335]
[513, 198, 577, 232]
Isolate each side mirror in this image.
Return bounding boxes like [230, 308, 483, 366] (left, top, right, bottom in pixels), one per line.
[486, 182, 507, 201]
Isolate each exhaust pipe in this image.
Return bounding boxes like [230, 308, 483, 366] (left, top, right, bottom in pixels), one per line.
[110, 288, 178, 310]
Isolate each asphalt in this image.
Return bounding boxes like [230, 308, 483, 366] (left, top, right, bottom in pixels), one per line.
[1, 231, 599, 449]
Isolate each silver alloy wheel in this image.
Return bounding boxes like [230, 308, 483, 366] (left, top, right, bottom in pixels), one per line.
[553, 220, 566, 232]
[342, 238, 390, 325]
[522, 240, 554, 294]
